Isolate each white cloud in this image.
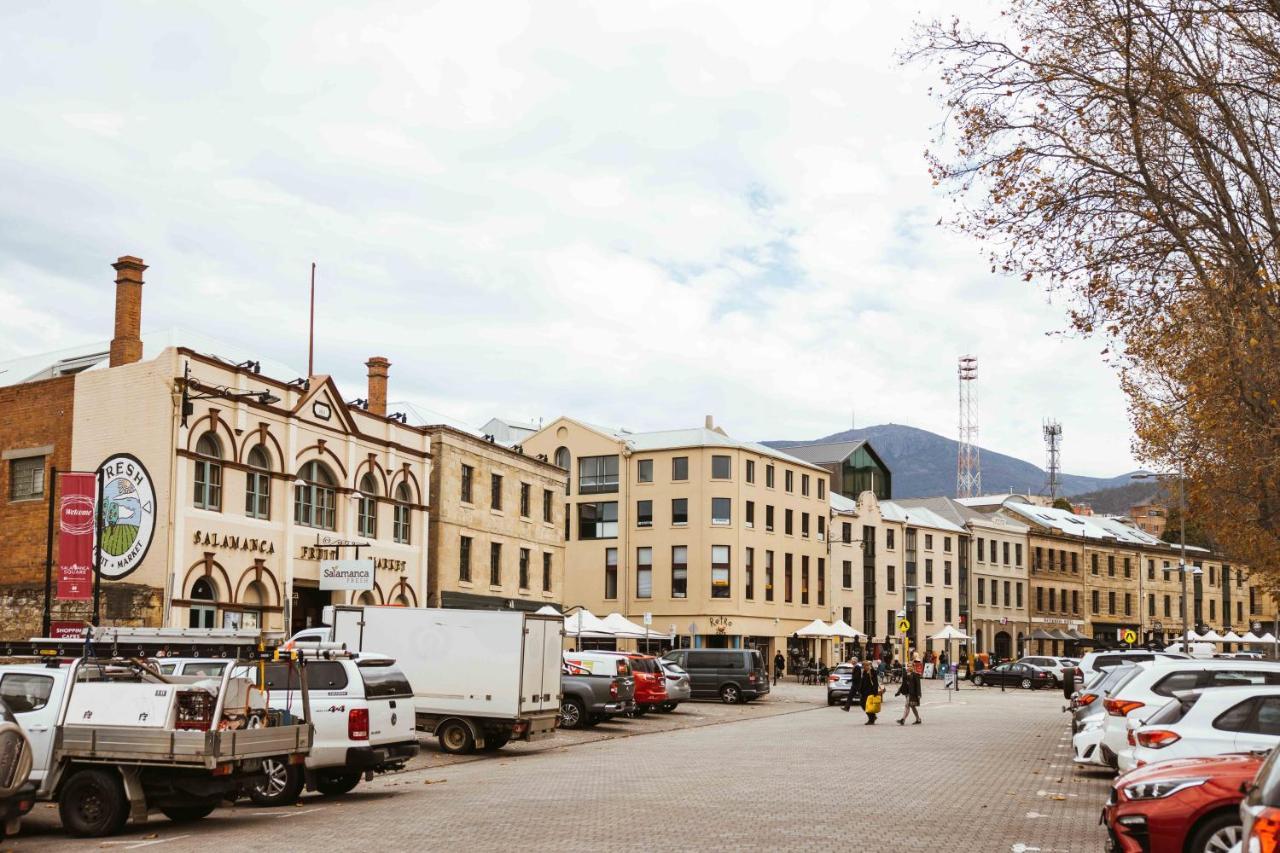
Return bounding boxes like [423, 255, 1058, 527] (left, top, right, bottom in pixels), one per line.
[0, 0, 1136, 477]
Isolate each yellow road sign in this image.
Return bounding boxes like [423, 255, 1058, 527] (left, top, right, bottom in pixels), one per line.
[1123, 629, 1137, 644]
[897, 618, 911, 634]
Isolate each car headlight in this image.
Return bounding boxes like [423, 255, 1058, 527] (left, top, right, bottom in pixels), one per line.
[1122, 778, 1207, 800]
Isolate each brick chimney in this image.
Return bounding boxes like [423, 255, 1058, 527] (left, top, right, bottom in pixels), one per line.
[366, 356, 390, 416]
[110, 255, 147, 367]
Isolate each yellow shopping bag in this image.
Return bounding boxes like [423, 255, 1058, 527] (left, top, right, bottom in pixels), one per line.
[865, 694, 882, 714]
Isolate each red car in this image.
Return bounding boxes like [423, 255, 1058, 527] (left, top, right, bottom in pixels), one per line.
[600, 652, 668, 715]
[1103, 751, 1263, 853]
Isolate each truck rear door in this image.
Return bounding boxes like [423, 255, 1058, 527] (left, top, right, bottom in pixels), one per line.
[519, 617, 561, 714]
[0, 668, 61, 782]
[356, 660, 416, 745]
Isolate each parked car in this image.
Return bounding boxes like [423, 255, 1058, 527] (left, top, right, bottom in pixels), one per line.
[656, 660, 690, 711]
[1239, 742, 1280, 851]
[1078, 649, 1188, 683]
[1103, 751, 1262, 853]
[1073, 663, 1144, 765]
[971, 662, 1056, 690]
[596, 652, 668, 716]
[826, 664, 855, 706]
[558, 661, 634, 729]
[1126, 686, 1280, 773]
[1098, 659, 1280, 771]
[662, 649, 770, 704]
[1018, 656, 1079, 684]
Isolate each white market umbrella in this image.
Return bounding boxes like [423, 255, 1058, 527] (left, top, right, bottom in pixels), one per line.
[1260, 633, 1277, 643]
[536, 605, 561, 616]
[795, 619, 834, 638]
[828, 620, 864, 639]
[600, 612, 649, 639]
[929, 624, 970, 701]
[1222, 631, 1244, 642]
[1242, 632, 1262, 642]
[1200, 629, 1223, 642]
[564, 609, 613, 638]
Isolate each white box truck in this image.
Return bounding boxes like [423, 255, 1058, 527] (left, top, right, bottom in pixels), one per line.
[290, 606, 563, 754]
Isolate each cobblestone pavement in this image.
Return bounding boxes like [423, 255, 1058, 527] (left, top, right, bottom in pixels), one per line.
[13, 680, 1112, 852]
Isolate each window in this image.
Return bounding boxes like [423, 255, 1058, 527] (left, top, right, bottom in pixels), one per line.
[843, 560, 853, 588]
[637, 547, 653, 598]
[745, 548, 755, 599]
[461, 464, 474, 503]
[1210, 599, 1217, 620]
[543, 489, 553, 523]
[357, 472, 378, 538]
[944, 598, 952, 622]
[637, 500, 653, 527]
[817, 557, 825, 605]
[711, 455, 732, 480]
[564, 503, 570, 540]
[766, 464, 775, 488]
[1108, 591, 1116, 615]
[1164, 595, 1172, 617]
[712, 497, 732, 526]
[977, 578, 985, 604]
[842, 522, 852, 544]
[0, 673, 54, 713]
[925, 596, 934, 622]
[765, 551, 775, 601]
[491, 473, 504, 510]
[1036, 587, 1042, 611]
[1068, 588, 1075, 613]
[8, 455, 46, 502]
[887, 529, 895, 550]
[1091, 590, 1100, 613]
[294, 461, 336, 530]
[944, 536, 952, 553]
[1163, 561, 1171, 581]
[978, 538, 985, 562]
[992, 581, 1000, 606]
[745, 459, 756, 483]
[671, 546, 688, 598]
[672, 498, 689, 526]
[605, 548, 618, 599]
[1091, 553, 1099, 575]
[1147, 559, 1155, 580]
[393, 482, 412, 544]
[801, 474, 810, 496]
[189, 577, 217, 628]
[818, 480, 825, 499]
[542, 552, 552, 592]
[785, 554, 793, 603]
[578, 455, 619, 494]
[944, 561, 952, 586]
[1071, 552, 1078, 572]
[925, 534, 933, 550]
[1108, 555, 1116, 577]
[1124, 557, 1131, 578]
[801, 512, 809, 537]
[765, 505, 775, 532]
[637, 459, 653, 483]
[887, 566, 896, 592]
[745, 500, 755, 528]
[801, 555, 809, 604]
[519, 548, 530, 589]
[459, 536, 472, 582]
[1002, 542, 1010, 565]
[817, 515, 825, 540]
[490, 542, 502, 586]
[785, 470, 794, 492]
[193, 433, 223, 510]
[520, 483, 531, 517]
[672, 457, 689, 481]
[578, 502, 618, 539]
[925, 559, 934, 585]
[711, 545, 731, 597]
[785, 509, 794, 535]
[244, 445, 271, 519]
[1148, 593, 1156, 617]
[1048, 588, 1056, 612]
[1015, 544, 1023, 566]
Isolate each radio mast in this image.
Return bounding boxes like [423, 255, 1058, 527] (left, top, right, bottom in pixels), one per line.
[1043, 419, 1063, 500]
[956, 356, 981, 498]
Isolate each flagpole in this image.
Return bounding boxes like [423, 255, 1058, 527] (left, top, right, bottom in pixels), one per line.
[308, 262, 316, 377]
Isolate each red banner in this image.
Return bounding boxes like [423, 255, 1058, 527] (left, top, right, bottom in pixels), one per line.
[57, 472, 97, 601]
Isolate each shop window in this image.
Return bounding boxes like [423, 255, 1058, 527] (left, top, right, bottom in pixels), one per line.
[189, 577, 217, 629]
[393, 483, 412, 544]
[357, 472, 379, 538]
[193, 433, 223, 511]
[245, 445, 271, 519]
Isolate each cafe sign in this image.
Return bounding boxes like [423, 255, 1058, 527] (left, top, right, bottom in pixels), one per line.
[319, 559, 375, 591]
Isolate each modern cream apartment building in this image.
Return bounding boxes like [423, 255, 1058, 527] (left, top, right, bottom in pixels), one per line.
[523, 416, 831, 659]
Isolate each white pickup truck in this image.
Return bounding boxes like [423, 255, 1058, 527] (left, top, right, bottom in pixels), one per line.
[291, 606, 563, 754]
[0, 654, 311, 837]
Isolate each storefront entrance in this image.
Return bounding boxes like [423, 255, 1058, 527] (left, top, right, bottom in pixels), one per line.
[994, 631, 1012, 661]
[291, 584, 331, 635]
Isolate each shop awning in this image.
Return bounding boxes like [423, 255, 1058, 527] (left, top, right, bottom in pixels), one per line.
[1029, 629, 1055, 641]
[795, 619, 834, 638]
[1065, 629, 1091, 641]
[1049, 629, 1074, 641]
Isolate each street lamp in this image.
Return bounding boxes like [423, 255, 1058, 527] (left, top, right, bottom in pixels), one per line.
[1133, 464, 1194, 651]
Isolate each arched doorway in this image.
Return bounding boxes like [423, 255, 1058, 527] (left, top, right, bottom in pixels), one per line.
[356, 591, 376, 606]
[994, 631, 1012, 662]
[189, 577, 217, 629]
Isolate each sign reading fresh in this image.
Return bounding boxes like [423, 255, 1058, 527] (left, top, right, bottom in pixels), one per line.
[319, 559, 375, 591]
[97, 454, 156, 580]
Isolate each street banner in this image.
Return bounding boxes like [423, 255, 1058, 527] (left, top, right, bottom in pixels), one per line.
[319, 559, 375, 591]
[57, 472, 97, 600]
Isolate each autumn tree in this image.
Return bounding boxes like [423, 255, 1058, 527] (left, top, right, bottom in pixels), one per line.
[909, 0, 1280, 590]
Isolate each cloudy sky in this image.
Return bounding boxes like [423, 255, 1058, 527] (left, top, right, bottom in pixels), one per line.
[0, 1, 1137, 475]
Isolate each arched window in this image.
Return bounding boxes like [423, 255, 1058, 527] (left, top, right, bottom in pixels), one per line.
[393, 593, 410, 607]
[392, 482, 412, 544]
[555, 447, 571, 494]
[237, 579, 267, 630]
[189, 577, 217, 629]
[245, 445, 271, 519]
[356, 591, 376, 606]
[294, 461, 337, 530]
[357, 472, 379, 538]
[193, 433, 223, 510]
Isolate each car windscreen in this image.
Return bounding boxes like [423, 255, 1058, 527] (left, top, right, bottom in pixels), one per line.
[1097, 654, 1154, 670]
[358, 661, 414, 698]
[629, 658, 661, 675]
[259, 660, 349, 692]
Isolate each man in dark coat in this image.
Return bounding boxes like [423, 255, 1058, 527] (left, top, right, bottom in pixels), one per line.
[773, 651, 785, 685]
[847, 659, 880, 724]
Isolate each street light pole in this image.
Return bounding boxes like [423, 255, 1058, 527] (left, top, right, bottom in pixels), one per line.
[1179, 459, 1188, 650]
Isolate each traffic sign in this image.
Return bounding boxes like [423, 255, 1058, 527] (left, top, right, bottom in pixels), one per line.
[1122, 629, 1137, 645]
[643, 612, 652, 626]
[897, 618, 911, 634]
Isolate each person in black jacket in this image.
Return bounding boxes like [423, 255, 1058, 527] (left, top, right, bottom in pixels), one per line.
[849, 659, 881, 724]
[896, 659, 923, 725]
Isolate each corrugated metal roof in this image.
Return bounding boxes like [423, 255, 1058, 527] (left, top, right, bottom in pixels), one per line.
[593, 426, 824, 471]
[1000, 501, 1166, 546]
[831, 493, 857, 513]
[769, 439, 866, 465]
[881, 500, 967, 533]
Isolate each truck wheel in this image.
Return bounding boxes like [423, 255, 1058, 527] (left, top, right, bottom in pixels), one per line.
[438, 721, 475, 755]
[720, 684, 742, 704]
[59, 769, 130, 838]
[249, 758, 303, 806]
[559, 698, 586, 730]
[480, 734, 510, 752]
[660, 702, 677, 713]
[314, 772, 361, 796]
[159, 802, 218, 822]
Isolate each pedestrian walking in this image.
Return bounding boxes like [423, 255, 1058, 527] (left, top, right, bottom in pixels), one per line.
[897, 656, 923, 725]
[846, 659, 881, 724]
[773, 651, 784, 686]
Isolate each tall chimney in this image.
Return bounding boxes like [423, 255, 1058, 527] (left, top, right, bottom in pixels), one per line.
[705, 414, 714, 430]
[366, 356, 390, 416]
[110, 255, 147, 367]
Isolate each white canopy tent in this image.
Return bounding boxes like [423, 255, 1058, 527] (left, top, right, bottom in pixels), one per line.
[563, 608, 613, 638]
[535, 605, 561, 616]
[929, 624, 971, 700]
[795, 619, 833, 638]
[600, 612, 650, 639]
[828, 620, 864, 639]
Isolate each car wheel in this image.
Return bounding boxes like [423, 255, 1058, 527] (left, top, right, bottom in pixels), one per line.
[827, 695, 836, 706]
[481, 734, 511, 751]
[627, 704, 648, 718]
[438, 720, 475, 754]
[314, 771, 361, 796]
[973, 676, 983, 687]
[559, 698, 586, 730]
[659, 702, 677, 713]
[1188, 810, 1242, 853]
[159, 802, 218, 822]
[720, 684, 742, 704]
[249, 758, 303, 807]
[1020, 678, 1033, 689]
[59, 769, 130, 838]
[587, 713, 605, 726]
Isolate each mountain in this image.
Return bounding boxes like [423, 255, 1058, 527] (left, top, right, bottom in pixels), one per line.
[766, 423, 1138, 500]
[1068, 481, 1165, 516]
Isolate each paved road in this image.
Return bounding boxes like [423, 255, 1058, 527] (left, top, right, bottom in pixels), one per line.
[13, 681, 1111, 851]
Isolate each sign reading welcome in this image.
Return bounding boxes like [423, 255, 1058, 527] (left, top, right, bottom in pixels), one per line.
[319, 559, 375, 591]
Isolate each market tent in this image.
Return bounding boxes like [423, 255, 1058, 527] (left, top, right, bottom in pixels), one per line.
[795, 619, 834, 638]
[1260, 633, 1278, 643]
[1029, 629, 1055, 641]
[1222, 631, 1244, 642]
[535, 605, 561, 616]
[1242, 632, 1263, 642]
[1200, 629, 1223, 642]
[1066, 629, 1091, 642]
[828, 620, 865, 639]
[600, 612, 649, 638]
[928, 624, 970, 700]
[563, 609, 613, 637]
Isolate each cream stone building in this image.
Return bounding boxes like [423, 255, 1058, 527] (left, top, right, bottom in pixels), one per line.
[523, 416, 831, 660]
[424, 424, 565, 611]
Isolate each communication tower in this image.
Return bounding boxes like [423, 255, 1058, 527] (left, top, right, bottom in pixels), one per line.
[1043, 419, 1063, 500]
[956, 356, 981, 497]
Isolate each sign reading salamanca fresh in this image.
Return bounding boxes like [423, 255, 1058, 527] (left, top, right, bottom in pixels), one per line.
[319, 559, 375, 591]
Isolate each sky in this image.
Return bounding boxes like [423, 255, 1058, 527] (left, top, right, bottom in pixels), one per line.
[0, 1, 1138, 476]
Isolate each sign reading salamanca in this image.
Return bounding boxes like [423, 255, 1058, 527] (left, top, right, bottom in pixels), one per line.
[319, 559, 375, 591]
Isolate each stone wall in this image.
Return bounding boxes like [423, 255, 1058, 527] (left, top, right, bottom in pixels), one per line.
[0, 581, 163, 640]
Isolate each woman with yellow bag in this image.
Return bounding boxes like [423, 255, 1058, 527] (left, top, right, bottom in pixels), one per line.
[854, 659, 882, 725]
